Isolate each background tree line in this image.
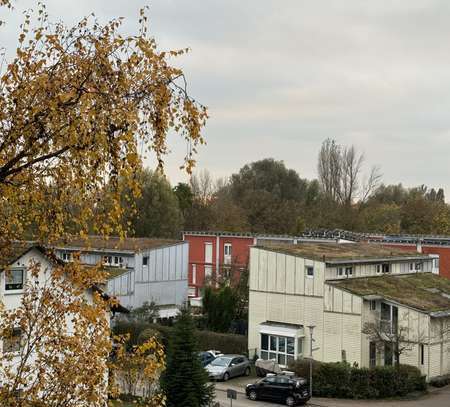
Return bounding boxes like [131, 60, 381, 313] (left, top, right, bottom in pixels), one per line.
[118, 139, 450, 238]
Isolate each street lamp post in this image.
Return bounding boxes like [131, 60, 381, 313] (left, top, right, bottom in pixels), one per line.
[307, 325, 316, 398]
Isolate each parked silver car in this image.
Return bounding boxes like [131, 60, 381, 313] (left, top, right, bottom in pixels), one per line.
[205, 354, 251, 381]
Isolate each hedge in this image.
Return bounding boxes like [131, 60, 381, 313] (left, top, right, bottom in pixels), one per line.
[289, 360, 426, 399]
[114, 320, 248, 355]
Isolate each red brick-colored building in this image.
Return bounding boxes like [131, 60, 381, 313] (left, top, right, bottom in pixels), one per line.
[182, 231, 255, 297]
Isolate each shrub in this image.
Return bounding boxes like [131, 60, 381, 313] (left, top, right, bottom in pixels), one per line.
[288, 360, 426, 399]
[116, 321, 247, 355]
[429, 375, 450, 388]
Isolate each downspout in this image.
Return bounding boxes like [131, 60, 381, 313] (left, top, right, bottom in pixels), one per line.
[216, 235, 220, 279]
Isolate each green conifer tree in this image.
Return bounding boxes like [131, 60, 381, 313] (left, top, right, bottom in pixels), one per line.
[161, 308, 215, 407]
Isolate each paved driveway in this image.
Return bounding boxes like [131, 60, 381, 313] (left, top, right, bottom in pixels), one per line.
[214, 381, 450, 407]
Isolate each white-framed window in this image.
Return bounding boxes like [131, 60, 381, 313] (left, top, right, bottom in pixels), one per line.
[337, 267, 344, 277]
[376, 265, 381, 274]
[306, 266, 314, 278]
[103, 256, 112, 266]
[224, 243, 232, 265]
[2, 327, 22, 353]
[62, 252, 72, 262]
[382, 264, 390, 273]
[224, 243, 232, 256]
[5, 269, 24, 291]
[143, 256, 149, 266]
[188, 286, 196, 297]
[113, 256, 123, 267]
[345, 266, 353, 276]
[370, 300, 377, 311]
[192, 264, 197, 285]
[415, 262, 422, 271]
[409, 263, 414, 271]
[260, 334, 300, 366]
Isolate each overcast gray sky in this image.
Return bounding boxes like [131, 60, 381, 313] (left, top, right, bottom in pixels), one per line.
[2, 1, 450, 194]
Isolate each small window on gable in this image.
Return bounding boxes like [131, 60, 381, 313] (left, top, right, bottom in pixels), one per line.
[5, 269, 24, 290]
[3, 328, 22, 353]
[306, 266, 314, 278]
[143, 256, 149, 266]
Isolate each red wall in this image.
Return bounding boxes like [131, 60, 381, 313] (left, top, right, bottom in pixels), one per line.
[382, 243, 450, 279]
[183, 234, 254, 296]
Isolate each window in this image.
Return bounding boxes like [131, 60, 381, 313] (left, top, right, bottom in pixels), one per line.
[345, 266, 353, 276]
[113, 256, 123, 266]
[143, 256, 149, 266]
[192, 264, 197, 285]
[382, 264, 390, 274]
[376, 265, 381, 274]
[415, 262, 422, 271]
[5, 269, 24, 290]
[260, 334, 298, 366]
[306, 266, 314, 278]
[381, 302, 398, 334]
[3, 328, 22, 353]
[370, 300, 377, 311]
[369, 342, 377, 368]
[337, 267, 344, 277]
[224, 243, 232, 265]
[419, 344, 425, 365]
[62, 252, 72, 262]
[224, 243, 232, 256]
[103, 256, 112, 266]
[410, 263, 414, 271]
[384, 343, 393, 366]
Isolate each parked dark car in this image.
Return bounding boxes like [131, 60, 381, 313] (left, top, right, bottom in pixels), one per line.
[245, 375, 310, 406]
[198, 351, 216, 367]
[205, 354, 251, 381]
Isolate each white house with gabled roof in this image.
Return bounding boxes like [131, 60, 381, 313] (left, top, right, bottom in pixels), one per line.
[248, 242, 450, 379]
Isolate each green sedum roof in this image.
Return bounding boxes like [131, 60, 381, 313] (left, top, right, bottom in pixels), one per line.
[329, 272, 450, 313]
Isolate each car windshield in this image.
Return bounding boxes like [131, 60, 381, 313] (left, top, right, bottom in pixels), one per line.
[210, 357, 231, 367]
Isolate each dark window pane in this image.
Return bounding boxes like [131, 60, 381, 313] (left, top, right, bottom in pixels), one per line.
[261, 351, 269, 360]
[278, 354, 286, 366]
[278, 336, 286, 353]
[287, 337, 295, 355]
[270, 336, 277, 351]
[261, 334, 269, 350]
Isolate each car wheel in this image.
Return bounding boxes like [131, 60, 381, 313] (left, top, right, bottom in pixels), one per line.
[286, 396, 295, 406]
[248, 390, 258, 401]
[244, 367, 251, 376]
[223, 372, 230, 381]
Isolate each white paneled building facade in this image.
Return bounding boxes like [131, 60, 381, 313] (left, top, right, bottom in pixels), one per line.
[248, 243, 450, 380]
[54, 237, 189, 318]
